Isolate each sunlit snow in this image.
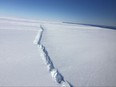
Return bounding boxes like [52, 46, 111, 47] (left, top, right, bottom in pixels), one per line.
[0, 17, 116, 87]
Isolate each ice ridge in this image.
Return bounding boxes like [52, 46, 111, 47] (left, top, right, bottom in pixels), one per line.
[33, 25, 73, 87]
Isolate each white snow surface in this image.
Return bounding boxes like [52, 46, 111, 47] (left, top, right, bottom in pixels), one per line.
[41, 23, 116, 87]
[34, 25, 72, 87]
[0, 18, 116, 87]
[0, 19, 58, 86]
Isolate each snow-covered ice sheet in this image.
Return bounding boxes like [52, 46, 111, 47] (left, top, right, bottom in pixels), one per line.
[34, 25, 73, 87]
[0, 20, 58, 86]
[0, 18, 116, 87]
[41, 23, 116, 87]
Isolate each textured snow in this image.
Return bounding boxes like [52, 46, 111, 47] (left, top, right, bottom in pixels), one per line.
[0, 19, 58, 86]
[33, 25, 72, 87]
[41, 23, 116, 87]
[0, 18, 116, 87]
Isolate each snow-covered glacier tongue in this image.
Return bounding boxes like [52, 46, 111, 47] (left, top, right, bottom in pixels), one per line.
[33, 25, 73, 87]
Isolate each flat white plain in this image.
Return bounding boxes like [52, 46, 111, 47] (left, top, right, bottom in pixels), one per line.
[0, 18, 116, 87]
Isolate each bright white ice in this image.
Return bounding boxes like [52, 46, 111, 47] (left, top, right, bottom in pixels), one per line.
[0, 17, 116, 87]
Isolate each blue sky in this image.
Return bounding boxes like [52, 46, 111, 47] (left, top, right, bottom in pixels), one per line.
[0, 0, 116, 26]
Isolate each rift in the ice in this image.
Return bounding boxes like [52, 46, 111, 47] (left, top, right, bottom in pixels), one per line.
[34, 25, 73, 87]
[39, 44, 64, 84]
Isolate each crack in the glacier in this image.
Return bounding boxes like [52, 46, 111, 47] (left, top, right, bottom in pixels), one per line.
[33, 25, 43, 45]
[34, 25, 73, 87]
